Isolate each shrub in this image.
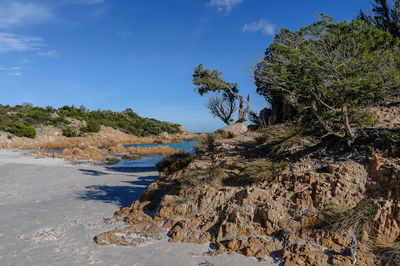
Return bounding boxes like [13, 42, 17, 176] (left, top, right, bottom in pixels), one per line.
[83, 121, 101, 133]
[62, 127, 78, 137]
[245, 159, 288, 183]
[156, 152, 194, 175]
[196, 134, 216, 153]
[6, 122, 36, 138]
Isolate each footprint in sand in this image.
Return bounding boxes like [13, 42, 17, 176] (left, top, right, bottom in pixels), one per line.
[24, 227, 64, 243]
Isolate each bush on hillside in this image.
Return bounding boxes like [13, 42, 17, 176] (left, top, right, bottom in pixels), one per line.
[82, 121, 101, 133]
[62, 127, 78, 137]
[6, 122, 36, 138]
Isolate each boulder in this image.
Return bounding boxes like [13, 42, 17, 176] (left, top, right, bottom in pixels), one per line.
[215, 123, 247, 137]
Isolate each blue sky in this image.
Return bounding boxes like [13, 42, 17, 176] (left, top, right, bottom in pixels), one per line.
[0, 0, 371, 132]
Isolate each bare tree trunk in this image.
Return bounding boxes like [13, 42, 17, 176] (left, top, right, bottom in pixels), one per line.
[341, 103, 355, 139]
[237, 94, 250, 122]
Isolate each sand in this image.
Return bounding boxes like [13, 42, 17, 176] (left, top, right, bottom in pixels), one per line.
[0, 149, 277, 266]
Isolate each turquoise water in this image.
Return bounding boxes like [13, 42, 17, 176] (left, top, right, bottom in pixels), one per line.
[123, 140, 197, 153]
[42, 140, 197, 168]
[108, 140, 197, 168]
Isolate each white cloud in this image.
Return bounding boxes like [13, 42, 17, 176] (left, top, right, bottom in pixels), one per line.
[38, 50, 59, 58]
[242, 19, 275, 36]
[208, 0, 243, 13]
[0, 32, 44, 53]
[0, 1, 52, 29]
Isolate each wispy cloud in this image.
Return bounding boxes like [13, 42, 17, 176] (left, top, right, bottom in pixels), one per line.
[0, 1, 52, 29]
[0, 32, 44, 53]
[242, 19, 276, 36]
[9, 72, 22, 76]
[208, 0, 243, 13]
[38, 50, 59, 58]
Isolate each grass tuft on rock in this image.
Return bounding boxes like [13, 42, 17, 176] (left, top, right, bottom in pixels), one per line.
[245, 159, 288, 183]
[324, 199, 377, 237]
[378, 241, 400, 266]
[174, 166, 225, 190]
[253, 125, 305, 156]
[156, 152, 194, 175]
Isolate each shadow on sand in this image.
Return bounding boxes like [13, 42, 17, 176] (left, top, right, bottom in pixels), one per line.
[78, 167, 158, 207]
[79, 166, 157, 176]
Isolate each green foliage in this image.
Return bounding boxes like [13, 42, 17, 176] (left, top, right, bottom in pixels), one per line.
[156, 152, 194, 175]
[255, 15, 400, 139]
[6, 122, 36, 138]
[62, 127, 78, 137]
[0, 104, 181, 137]
[245, 159, 288, 183]
[82, 121, 101, 133]
[360, 0, 400, 38]
[324, 199, 378, 237]
[379, 131, 400, 156]
[193, 64, 238, 96]
[192, 64, 250, 123]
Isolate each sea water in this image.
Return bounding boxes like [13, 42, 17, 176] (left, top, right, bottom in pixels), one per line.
[108, 140, 197, 168]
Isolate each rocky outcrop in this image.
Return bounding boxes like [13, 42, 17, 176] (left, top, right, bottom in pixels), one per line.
[215, 123, 247, 137]
[31, 144, 182, 162]
[0, 125, 201, 149]
[94, 132, 400, 265]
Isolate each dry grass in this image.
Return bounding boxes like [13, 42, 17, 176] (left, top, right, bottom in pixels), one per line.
[253, 125, 305, 155]
[196, 134, 216, 153]
[245, 159, 288, 183]
[378, 241, 400, 266]
[174, 166, 225, 190]
[156, 152, 194, 175]
[324, 199, 377, 237]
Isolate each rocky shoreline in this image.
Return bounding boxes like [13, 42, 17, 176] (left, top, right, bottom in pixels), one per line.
[30, 144, 185, 164]
[0, 125, 202, 150]
[93, 124, 400, 265]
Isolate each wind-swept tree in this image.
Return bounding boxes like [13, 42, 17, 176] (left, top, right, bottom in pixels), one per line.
[360, 0, 400, 38]
[206, 92, 237, 125]
[255, 15, 400, 139]
[193, 64, 250, 123]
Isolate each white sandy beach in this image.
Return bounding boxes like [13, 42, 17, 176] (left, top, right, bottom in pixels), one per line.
[0, 150, 277, 266]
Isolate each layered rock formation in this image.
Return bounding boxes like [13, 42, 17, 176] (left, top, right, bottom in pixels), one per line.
[95, 129, 400, 265]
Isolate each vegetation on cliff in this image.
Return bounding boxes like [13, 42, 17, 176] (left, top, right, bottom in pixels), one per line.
[0, 104, 181, 138]
[254, 15, 400, 139]
[192, 64, 250, 125]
